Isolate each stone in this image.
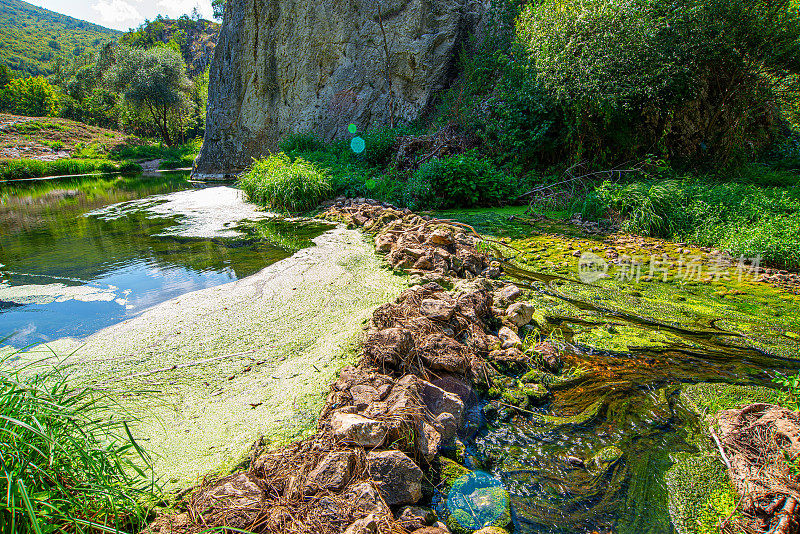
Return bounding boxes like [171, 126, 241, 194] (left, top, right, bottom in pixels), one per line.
[417, 419, 442, 461]
[414, 256, 435, 271]
[344, 514, 378, 534]
[426, 228, 455, 246]
[420, 299, 456, 321]
[534, 341, 562, 373]
[419, 380, 465, 425]
[506, 302, 535, 327]
[367, 450, 423, 506]
[364, 327, 414, 367]
[436, 412, 458, 442]
[498, 326, 522, 349]
[375, 233, 396, 252]
[306, 450, 355, 491]
[419, 334, 469, 373]
[345, 482, 390, 516]
[331, 412, 388, 448]
[474, 528, 510, 534]
[496, 285, 521, 304]
[193, 473, 264, 528]
[398, 506, 437, 530]
[351, 385, 381, 407]
[412, 529, 450, 534]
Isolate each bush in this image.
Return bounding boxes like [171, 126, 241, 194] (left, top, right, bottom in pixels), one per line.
[0, 76, 59, 117]
[238, 153, 333, 212]
[0, 158, 120, 180]
[119, 161, 143, 176]
[0, 353, 155, 532]
[404, 152, 515, 210]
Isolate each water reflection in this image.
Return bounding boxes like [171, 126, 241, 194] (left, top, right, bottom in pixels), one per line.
[0, 174, 331, 346]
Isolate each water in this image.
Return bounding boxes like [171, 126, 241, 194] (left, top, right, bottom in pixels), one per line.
[0, 174, 331, 347]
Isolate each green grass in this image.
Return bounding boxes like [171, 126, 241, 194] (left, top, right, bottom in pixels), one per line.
[111, 139, 202, 164]
[0, 349, 157, 533]
[0, 159, 126, 180]
[238, 153, 333, 212]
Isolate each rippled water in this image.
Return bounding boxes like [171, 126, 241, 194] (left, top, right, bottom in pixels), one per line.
[0, 174, 330, 346]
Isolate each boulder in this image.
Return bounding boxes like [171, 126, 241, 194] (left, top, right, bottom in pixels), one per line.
[495, 285, 521, 305]
[426, 228, 455, 246]
[420, 299, 456, 321]
[306, 450, 355, 491]
[419, 380, 465, 424]
[351, 385, 381, 407]
[331, 412, 388, 448]
[506, 302, 535, 327]
[498, 326, 522, 349]
[375, 233, 396, 252]
[192, 473, 264, 528]
[345, 482, 390, 516]
[419, 334, 470, 373]
[367, 450, 423, 506]
[436, 412, 458, 442]
[364, 327, 413, 367]
[416, 419, 442, 461]
[398, 506, 437, 530]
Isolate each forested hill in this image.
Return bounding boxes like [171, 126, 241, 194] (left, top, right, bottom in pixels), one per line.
[0, 0, 119, 77]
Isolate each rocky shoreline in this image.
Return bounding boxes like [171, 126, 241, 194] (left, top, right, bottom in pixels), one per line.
[149, 199, 560, 534]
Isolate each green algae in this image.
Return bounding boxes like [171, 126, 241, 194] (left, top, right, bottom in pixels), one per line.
[680, 382, 781, 417]
[22, 227, 407, 489]
[665, 455, 739, 534]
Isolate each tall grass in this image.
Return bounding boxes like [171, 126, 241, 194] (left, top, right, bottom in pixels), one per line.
[238, 153, 333, 212]
[0, 350, 157, 533]
[0, 159, 121, 181]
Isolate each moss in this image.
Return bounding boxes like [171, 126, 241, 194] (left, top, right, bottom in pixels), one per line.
[589, 445, 623, 475]
[666, 455, 739, 534]
[528, 398, 604, 429]
[438, 457, 472, 494]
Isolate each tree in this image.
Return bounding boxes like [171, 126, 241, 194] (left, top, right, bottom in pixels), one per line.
[106, 46, 192, 145]
[1, 76, 59, 116]
[0, 63, 11, 88]
[212, 0, 226, 20]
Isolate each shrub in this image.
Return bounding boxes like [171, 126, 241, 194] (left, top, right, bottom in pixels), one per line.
[404, 152, 514, 210]
[0, 353, 156, 532]
[238, 153, 333, 212]
[279, 132, 329, 154]
[0, 76, 59, 117]
[119, 161, 143, 176]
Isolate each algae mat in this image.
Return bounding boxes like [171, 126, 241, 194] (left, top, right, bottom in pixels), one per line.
[29, 226, 406, 487]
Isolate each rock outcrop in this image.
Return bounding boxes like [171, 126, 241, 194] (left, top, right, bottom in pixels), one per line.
[194, 0, 487, 178]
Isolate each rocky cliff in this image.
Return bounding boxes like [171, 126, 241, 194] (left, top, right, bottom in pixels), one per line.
[194, 0, 487, 179]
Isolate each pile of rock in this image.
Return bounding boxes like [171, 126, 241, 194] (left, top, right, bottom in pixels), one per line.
[150, 201, 557, 534]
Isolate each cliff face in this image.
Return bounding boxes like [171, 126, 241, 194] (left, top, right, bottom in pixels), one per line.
[194, 0, 486, 178]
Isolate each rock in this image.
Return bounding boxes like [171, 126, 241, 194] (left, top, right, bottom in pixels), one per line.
[436, 412, 458, 441]
[534, 341, 561, 374]
[427, 228, 455, 246]
[414, 256, 435, 271]
[364, 327, 414, 367]
[419, 380, 465, 425]
[345, 482, 390, 516]
[412, 528, 450, 534]
[474, 528, 510, 534]
[398, 506, 437, 530]
[196, 0, 487, 177]
[306, 450, 355, 491]
[375, 233, 396, 252]
[417, 420, 442, 461]
[498, 326, 522, 349]
[506, 302, 535, 327]
[193, 473, 264, 528]
[420, 299, 456, 321]
[419, 334, 470, 373]
[495, 285, 521, 304]
[351, 385, 381, 407]
[344, 514, 378, 534]
[331, 413, 388, 448]
[367, 450, 423, 506]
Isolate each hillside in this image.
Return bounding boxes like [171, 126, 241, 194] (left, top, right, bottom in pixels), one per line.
[0, 0, 119, 77]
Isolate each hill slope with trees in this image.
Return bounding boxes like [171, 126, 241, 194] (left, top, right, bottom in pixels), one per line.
[0, 0, 119, 77]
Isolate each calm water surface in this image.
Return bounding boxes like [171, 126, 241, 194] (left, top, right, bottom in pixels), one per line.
[0, 173, 330, 346]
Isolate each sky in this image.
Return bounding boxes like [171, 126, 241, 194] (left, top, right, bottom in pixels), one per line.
[27, 0, 215, 32]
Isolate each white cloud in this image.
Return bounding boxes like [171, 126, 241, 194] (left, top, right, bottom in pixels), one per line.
[92, 0, 142, 29]
[155, 0, 212, 20]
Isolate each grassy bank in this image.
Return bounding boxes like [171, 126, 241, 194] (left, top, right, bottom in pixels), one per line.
[0, 158, 142, 180]
[0, 351, 157, 532]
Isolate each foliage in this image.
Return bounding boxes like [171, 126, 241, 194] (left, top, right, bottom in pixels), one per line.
[0, 158, 125, 180]
[105, 46, 193, 146]
[0, 352, 156, 532]
[590, 178, 800, 269]
[514, 0, 800, 168]
[279, 133, 329, 154]
[773, 371, 800, 410]
[404, 151, 515, 210]
[110, 138, 201, 162]
[212, 0, 226, 20]
[0, 0, 118, 77]
[238, 153, 333, 212]
[0, 76, 58, 117]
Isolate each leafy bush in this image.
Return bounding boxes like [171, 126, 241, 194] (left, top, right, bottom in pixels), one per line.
[404, 152, 515, 210]
[0, 76, 59, 117]
[238, 153, 333, 212]
[592, 179, 800, 269]
[119, 161, 143, 176]
[361, 126, 416, 167]
[279, 132, 329, 154]
[0, 158, 119, 180]
[0, 353, 156, 532]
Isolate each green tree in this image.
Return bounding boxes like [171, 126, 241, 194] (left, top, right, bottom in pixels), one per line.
[106, 46, 192, 145]
[2, 76, 58, 116]
[212, 0, 226, 20]
[0, 63, 11, 88]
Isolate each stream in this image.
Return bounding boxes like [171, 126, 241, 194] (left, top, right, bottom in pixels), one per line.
[0, 173, 328, 347]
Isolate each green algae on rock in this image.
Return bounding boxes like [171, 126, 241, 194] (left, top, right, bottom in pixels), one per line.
[24, 226, 407, 488]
